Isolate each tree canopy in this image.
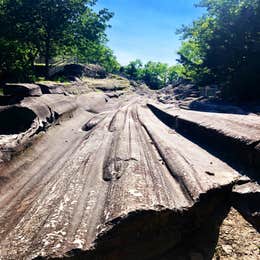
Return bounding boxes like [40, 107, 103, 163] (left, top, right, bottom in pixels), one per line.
[122, 60, 184, 89]
[0, 0, 118, 81]
[1, 0, 259, 101]
[177, 0, 260, 101]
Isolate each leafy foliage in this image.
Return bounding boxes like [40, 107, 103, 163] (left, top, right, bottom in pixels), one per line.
[142, 62, 169, 89]
[72, 42, 120, 73]
[177, 0, 260, 101]
[0, 0, 118, 81]
[122, 60, 185, 89]
[123, 60, 143, 81]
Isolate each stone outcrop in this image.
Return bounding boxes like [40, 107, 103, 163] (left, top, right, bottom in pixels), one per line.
[232, 182, 260, 232]
[147, 103, 260, 178]
[0, 96, 253, 260]
[0, 83, 259, 259]
[4, 83, 42, 97]
[0, 91, 111, 163]
[0, 94, 77, 162]
[0, 106, 37, 135]
[51, 64, 107, 81]
[38, 82, 66, 95]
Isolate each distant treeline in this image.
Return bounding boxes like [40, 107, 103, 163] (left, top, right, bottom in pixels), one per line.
[0, 0, 120, 82]
[123, 0, 260, 101]
[1, 0, 259, 102]
[121, 60, 184, 90]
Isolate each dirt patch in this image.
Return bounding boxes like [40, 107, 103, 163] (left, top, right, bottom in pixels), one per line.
[214, 208, 260, 259]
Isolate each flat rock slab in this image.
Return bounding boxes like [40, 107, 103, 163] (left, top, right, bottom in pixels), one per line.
[76, 93, 109, 114]
[0, 96, 243, 259]
[38, 83, 66, 95]
[4, 84, 42, 97]
[148, 103, 260, 146]
[148, 103, 260, 176]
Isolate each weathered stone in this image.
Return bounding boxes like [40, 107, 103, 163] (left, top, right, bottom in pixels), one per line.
[0, 95, 24, 106]
[83, 64, 107, 79]
[147, 102, 260, 179]
[221, 245, 233, 255]
[51, 64, 107, 81]
[4, 83, 42, 97]
[0, 97, 243, 259]
[0, 89, 259, 259]
[0, 106, 37, 135]
[38, 83, 66, 95]
[232, 182, 260, 232]
[0, 92, 112, 163]
[76, 93, 108, 114]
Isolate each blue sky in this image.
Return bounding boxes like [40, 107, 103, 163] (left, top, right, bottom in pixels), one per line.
[95, 0, 205, 65]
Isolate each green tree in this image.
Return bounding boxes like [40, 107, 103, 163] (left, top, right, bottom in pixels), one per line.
[0, 39, 35, 82]
[122, 60, 187, 89]
[177, 0, 260, 101]
[143, 62, 169, 89]
[168, 64, 186, 83]
[73, 42, 120, 73]
[0, 0, 113, 79]
[123, 59, 143, 80]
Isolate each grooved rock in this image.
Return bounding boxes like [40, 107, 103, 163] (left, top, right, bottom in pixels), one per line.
[0, 92, 112, 163]
[147, 103, 260, 176]
[0, 94, 77, 162]
[0, 97, 242, 259]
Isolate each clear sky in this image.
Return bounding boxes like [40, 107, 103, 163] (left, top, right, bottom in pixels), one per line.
[95, 0, 205, 65]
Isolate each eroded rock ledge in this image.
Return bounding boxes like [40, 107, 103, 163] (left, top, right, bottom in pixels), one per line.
[147, 103, 260, 178]
[0, 82, 108, 162]
[0, 92, 259, 259]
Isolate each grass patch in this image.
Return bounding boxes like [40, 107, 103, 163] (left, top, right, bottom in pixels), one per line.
[37, 79, 71, 86]
[53, 76, 70, 83]
[0, 88, 3, 96]
[36, 77, 46, 82]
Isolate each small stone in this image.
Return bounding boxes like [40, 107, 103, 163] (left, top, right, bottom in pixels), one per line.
[222, 245, 233, 255]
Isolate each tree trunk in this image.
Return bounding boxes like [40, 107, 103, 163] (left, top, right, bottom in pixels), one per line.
[45, 37, 50, 79]
[29, 49, 38, 71]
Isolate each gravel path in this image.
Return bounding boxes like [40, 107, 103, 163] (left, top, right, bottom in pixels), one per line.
[214, 208, 260, 260]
